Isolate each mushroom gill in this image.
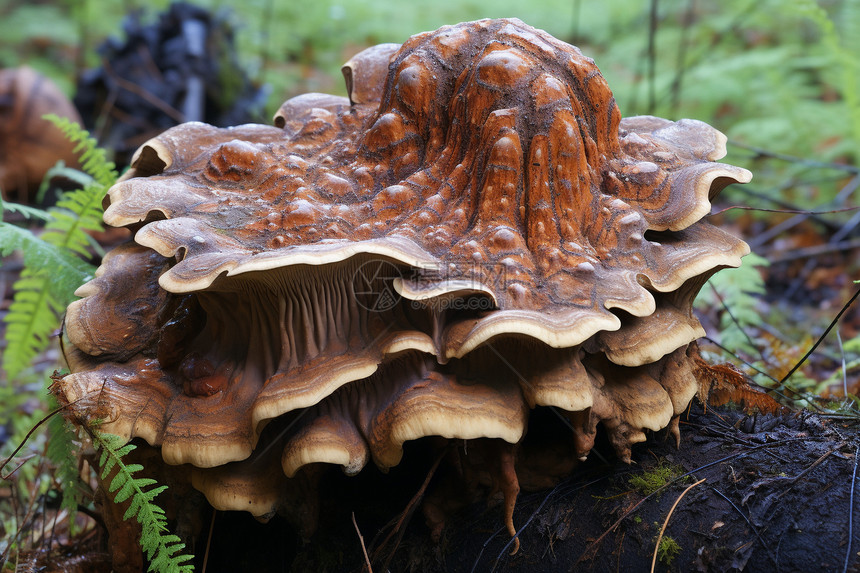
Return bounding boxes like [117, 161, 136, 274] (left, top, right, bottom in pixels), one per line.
[55, 18, 750, 551]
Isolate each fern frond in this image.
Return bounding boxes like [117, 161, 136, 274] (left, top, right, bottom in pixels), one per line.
[0, 221, 94, 289]
[0, 229, 93, 378]
[695, 252, 769, 356]
[41, 181, 108, 257]
[43, 114, 118, 187]
[90, 431, 195, 573]
[38, 161, 96, 202]
[693, 354, 784, 414]
[793, 0, 860, 145]
[46, 403, 88, 530]
[3, 269, 64, 378]
[1, 118, 115, 379]
[0, 197, 52, 221]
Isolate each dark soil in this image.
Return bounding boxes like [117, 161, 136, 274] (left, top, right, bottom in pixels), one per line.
[179, 402, 859, 573]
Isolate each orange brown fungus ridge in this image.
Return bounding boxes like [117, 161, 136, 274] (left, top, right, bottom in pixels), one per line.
[57, 19, 750, 545]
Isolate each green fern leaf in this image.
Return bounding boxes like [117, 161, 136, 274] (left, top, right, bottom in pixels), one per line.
[3, 270, 64, 378]
[142, 485, 169, 507]
[39, 161, 95, 198]
[110, 467, 145, 492]
[113, 478, 137, 503]
[0, 198, 52, 221]
[100, 455, 118, 480]
[152, 537, 195, 573]
[43, 114, 118, 187]
[0, 221, 94, 297]
[113, 444, 137, 460]
[695, 252, 769, 356]
[46, 405, 88, 530]
[1, 117, 115, 380]
[41, 182, 107, 257]
[90, 431, 195, 572]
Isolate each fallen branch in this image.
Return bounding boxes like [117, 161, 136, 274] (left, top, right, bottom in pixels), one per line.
[352, 512, 373, 573]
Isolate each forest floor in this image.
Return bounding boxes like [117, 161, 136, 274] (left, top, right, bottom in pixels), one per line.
[5, 5, 860, 570]
[4, 167, 860, 573]
[218, 403, 860, 573]
[19, 401, 854, 573]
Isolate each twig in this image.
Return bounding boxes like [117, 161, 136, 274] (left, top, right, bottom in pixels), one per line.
[371, 447, 447, 570]
[738, 174, 860, 250]
[0, 456, 34, 481]
[570, 0, 582, 44]
[775, 174, 860, 298]
[260, 0, 275, 81]
[353, 512, 373, 573]
[650, 478, 705, 573]
[711, 488, 779, 568]
[838, 330, 849, 399]
[47, 496, 58, 569]
[763, 237, 860, 264]
[728, 140, 860, 174]
[831, 207, 860, 246]
[713, 205, 860, 217]
[578, 437, 812, 562]
[750, 212, 830, 250]
[669, 0, 695, 110]
[785, 446, 838, 487]
[472, 474, 611, 572]
[102, 58, 185, 122]
[0, 403, 71, 476]
[701, 337, 781, 387]
[844, 445, 859, 573]
[0, 478, 41, 564]
[201, 509, 216, 573]
[708, 282, 765, 362]
[762, 445, 841, 523]
[491, 484, 561, 572]
[719, 185, 843, 232]
[777, 284, 860, 389]
[689, 422, 791, 463]
[469, 525, 507, 573]
[646, 0, 659, 114]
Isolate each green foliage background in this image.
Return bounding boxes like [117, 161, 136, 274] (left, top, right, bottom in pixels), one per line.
[3, 0, 857, 204]
[1, 0, 860, 568]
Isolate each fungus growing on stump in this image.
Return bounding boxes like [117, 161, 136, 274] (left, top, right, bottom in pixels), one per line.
[55, 18, 750, 554]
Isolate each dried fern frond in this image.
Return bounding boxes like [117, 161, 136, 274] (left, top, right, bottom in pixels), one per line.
[693, 352, 784, 415]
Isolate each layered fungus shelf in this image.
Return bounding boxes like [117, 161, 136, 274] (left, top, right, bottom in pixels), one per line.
[55, 18, 751, 555]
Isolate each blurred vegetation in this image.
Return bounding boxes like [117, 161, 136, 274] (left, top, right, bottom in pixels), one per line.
[1, 0, 856, 162]
[2, 0, 860, 568]
[3, 0, 859, 212]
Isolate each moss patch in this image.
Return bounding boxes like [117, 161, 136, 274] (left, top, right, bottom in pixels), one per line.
[657, 536, 681, 565]
[628, 462, 687, 496]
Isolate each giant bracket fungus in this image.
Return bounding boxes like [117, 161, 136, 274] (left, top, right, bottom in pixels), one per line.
[56, 18, 751, 549]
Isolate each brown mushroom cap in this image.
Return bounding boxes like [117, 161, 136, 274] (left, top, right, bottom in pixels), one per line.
[57, 18, 750, 528]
